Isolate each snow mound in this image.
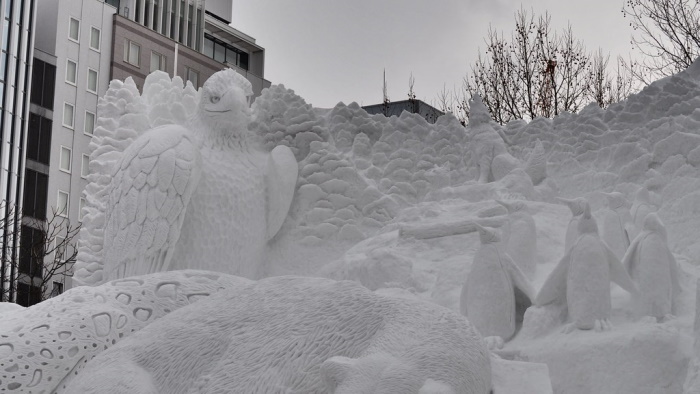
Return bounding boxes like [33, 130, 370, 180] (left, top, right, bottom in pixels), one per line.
[64, 276, 492, 394]
[0, 270, 249, 394]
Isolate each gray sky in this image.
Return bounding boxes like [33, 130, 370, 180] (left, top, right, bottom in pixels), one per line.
[228, 1, 635, 109]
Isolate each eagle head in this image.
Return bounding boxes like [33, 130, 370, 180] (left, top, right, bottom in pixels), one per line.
[197, 69, 254, 144]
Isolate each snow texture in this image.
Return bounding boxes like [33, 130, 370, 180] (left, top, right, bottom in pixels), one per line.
[0, 270, 250, 393]
[34, 56, 700, 393]
[64, 276, 492, 394]
[599, 191, 633, 260]
[496, 199, 537, 278]
[536, 205, 638, 331]
[622, 212, 681, 319]
[74, 70, 297, 284]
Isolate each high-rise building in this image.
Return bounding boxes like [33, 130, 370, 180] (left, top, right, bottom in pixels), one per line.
[0, 0, 36, 304]
[16, 0, 268, 306]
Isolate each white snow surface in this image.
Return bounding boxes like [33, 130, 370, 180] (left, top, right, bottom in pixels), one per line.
[0, 270, 251, 393]
[64, 276, 492, 394]
[12, 57, 700, 392]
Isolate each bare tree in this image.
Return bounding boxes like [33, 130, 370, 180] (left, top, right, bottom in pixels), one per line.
[1, 202, 80, 306]
[623, 0, 700, 84]
[382, 69, 390, 116]
[452, 8, 633, 124]
[588, 51, 637, 109]
[434, 83, 468, 126]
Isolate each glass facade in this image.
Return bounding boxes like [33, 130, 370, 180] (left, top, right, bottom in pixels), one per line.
[127, 0, 204, 50]
[203, 33, 249, 71]
[0, 0, 37, 302]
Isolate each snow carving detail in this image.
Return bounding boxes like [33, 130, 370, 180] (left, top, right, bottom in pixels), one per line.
[536, 204, 638, 332]
[64, 276, 493, 394]
[0, 270, 250, 394]
[74, 69, 299, 285]
[467, 95, 546, 185]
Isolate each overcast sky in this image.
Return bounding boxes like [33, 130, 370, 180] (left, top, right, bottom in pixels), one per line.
[228, 1, 635, 109]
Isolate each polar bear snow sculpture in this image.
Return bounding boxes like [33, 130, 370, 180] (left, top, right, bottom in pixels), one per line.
[65, 276, 493, 394]
[0, 270, 250, 394]
[73, 69, 298, 285]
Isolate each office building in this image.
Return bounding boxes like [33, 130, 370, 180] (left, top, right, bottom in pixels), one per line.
[0, 0, 36, 304]
[16, 0, 268, 305]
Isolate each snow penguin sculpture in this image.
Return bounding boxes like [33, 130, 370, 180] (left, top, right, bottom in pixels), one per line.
[536, 204, 638, 332]
[557, 197, 588, 252]
[495, 199, 537, 278]
[600, 191, 633, 260]
[100, 69, 298, 281]
[622, 212, 681, 321]
[460, 223, 534, 348]
[629, 186, 656, 240]
[467, 95, 520, 183]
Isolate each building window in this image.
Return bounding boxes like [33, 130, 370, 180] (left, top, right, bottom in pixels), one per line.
[68, 17, 80, 42]
[79, 198, 86, 221]
[87, 68, 98, 93]
[55, 236, 66, 261]
[19, 225, 44, 278]
[90, 26, 100, 51]
[16, 282, 42, 307]
[81, 154, 89, 178]
[203, 34, 250, 71]
[27, 113, 52, 165]
[84, 111, 95, 135]
[59, 146, 72, 173]
[63, 103, 74, 129]
[23, 170, 49, 219]
[31, 59, 56, 109]
[65, 59, 77, 85]
[57, 191, 69, 217]
[185, 67, 199, 88]
[150, 51, 166, 73]
[50, 281, 64, 298]
[124, 39, 141, 67]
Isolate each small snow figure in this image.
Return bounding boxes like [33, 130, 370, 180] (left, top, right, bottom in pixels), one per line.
[622, 213, 681, 321]
[467, 95, 520, 183]
[496, 199, 537, 279]
[100, 69, 298, 281]
[629, 186, 656, 240]
[556, 196, 588, 252]
[536, 203, 638, 333]
[600, 191, 634, 260]
[460, 223, 534, 348]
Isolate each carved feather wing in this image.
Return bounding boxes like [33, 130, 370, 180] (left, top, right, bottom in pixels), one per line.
[265, 145, 298, 240]
[102, 125, 202, 280]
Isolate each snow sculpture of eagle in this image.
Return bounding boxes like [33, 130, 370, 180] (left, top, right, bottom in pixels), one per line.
[73, 69, 298, 285]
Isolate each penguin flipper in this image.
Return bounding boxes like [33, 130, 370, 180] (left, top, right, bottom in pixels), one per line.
[606, 245, 639, 296]
[620, 235, 642, 278]
[535, 250, 571, 306]
[504, 253, 535, 303]
[668, 249, 682, 314]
